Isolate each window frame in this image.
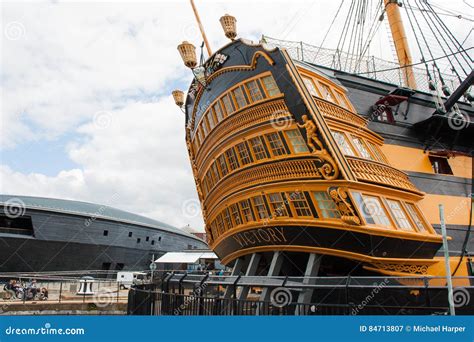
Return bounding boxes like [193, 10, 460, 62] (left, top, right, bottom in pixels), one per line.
[302, 76, 320, 97]
[249, 136, 269, 161]
[221, 93, 236, 116]
[245, 79, 265, 102]
[285, 129, 310, 154]
[317, 81, 337, 103]
[405, 202, 430, 233]
[261, 75, 280, 97]
[232, 86, 248, 109]
[367, 141, 388, 163]
[332, 131, 356, 156]
[265, 132, 287, 157]
[222, 208, 233, 231]
[333, 90, 350, 109]
[288, 192, 313, 218]
[312, 191, 341, 220]
[207, 110, 216, 130]
[384, 198, 415, 231]
[236, 142, 253, 165]
[213, 101, 224, 122]
[267, 192, 289, 218]
[252, 195, 270, 220]
[225, 148, 240, 171]
[239, 199, 255, 223]
[217, 154, 229, 177]
[230, 203, 243, 226]
[350, 135, 374, 160]
[352, 192, 394, 228]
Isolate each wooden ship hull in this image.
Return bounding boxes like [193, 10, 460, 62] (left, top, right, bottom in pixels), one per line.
[174, 9, 473, 283]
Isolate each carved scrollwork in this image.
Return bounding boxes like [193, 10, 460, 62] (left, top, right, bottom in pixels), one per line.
[328, 186, 361, 225]
[297, 114, 339, 180]
[371, 262, 429, 275]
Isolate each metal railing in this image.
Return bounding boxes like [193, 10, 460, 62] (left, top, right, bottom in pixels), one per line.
[263, 36, 461, 94]
[128, 273, 474, 316]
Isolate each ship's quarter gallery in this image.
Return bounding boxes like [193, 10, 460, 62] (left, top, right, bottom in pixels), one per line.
[174, 13, 472, 284]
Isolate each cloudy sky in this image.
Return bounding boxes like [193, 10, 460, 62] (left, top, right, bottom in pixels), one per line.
[1, 0, 472, 231]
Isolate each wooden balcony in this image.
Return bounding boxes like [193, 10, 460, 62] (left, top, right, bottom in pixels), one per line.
[346, 156, 421, 194]
[313, 97, 367, 127]
[195, 96, 289, 170]
[204, 157, 323, 214]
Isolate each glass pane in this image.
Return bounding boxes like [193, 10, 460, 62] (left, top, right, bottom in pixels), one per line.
[265, 133, 286, 156]
[207, 110, 216, 129]
[367, 142, 386, 163]
[252, 195, 269, 219]
[246, 80, 264, 102]
[213, 102, 224, 122]
[313, 191, 341, 219]
[319, 83, 335, 102]
[230, 204, 242, 226]
[286, 129, 309, 153]
[232, 87, 247, 109]
[249, 136, 268, 160]
[222, 94, 235, 115]
[218, 154, 228, 177]
[289, 192, 312, 217]
[334, 91, 349, 108]
[223, 208, 233, 231]
[236, 142, 253, 165]
[352, 192, 391, 227]
[303, 77, 319, 97]
[262, 75, 280, 97]
[351, 136, 373, 160]
[225, 148, 240, 171]
[239, 199, 254, 222]
[332, 132, 355, 156]
[406, 203, 427, 232]
[386, 200, 414, 231]
[268, 193, 288, 217]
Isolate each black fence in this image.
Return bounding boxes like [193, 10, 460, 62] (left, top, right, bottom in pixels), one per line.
[127, 273, 474, 316]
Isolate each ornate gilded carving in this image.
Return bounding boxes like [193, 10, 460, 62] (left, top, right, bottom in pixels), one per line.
[371, 262, 429, 275]
[297, 114, 339, 180]
[328, 186, 361, 225]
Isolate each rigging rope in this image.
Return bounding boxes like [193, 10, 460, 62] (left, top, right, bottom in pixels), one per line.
[425, 1, 473, 67]
[314, 0, 345, 62]
[416, 0, 467, 80]
[354, 48, 474, 74]
[403, 1, 433, 87]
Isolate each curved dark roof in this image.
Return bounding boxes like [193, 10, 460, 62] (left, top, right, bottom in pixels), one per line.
[0, 194, 200, 240]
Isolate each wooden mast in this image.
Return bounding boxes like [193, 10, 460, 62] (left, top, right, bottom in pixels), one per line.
[384, 0, 417, 89]
[190, 0, 212, 57]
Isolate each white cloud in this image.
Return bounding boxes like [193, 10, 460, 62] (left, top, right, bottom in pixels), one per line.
[1, 0, 471, 231]
[1, 98, 202, 228]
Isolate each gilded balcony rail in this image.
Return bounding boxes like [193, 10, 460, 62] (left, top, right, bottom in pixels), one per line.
[346, 156, 420, 193]
[313, 97, 367, 127]
[195, 97, 289, 170]
[205, 157, 322, 215]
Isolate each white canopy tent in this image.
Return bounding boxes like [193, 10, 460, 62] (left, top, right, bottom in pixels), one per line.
[154, 251, 218, 264]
